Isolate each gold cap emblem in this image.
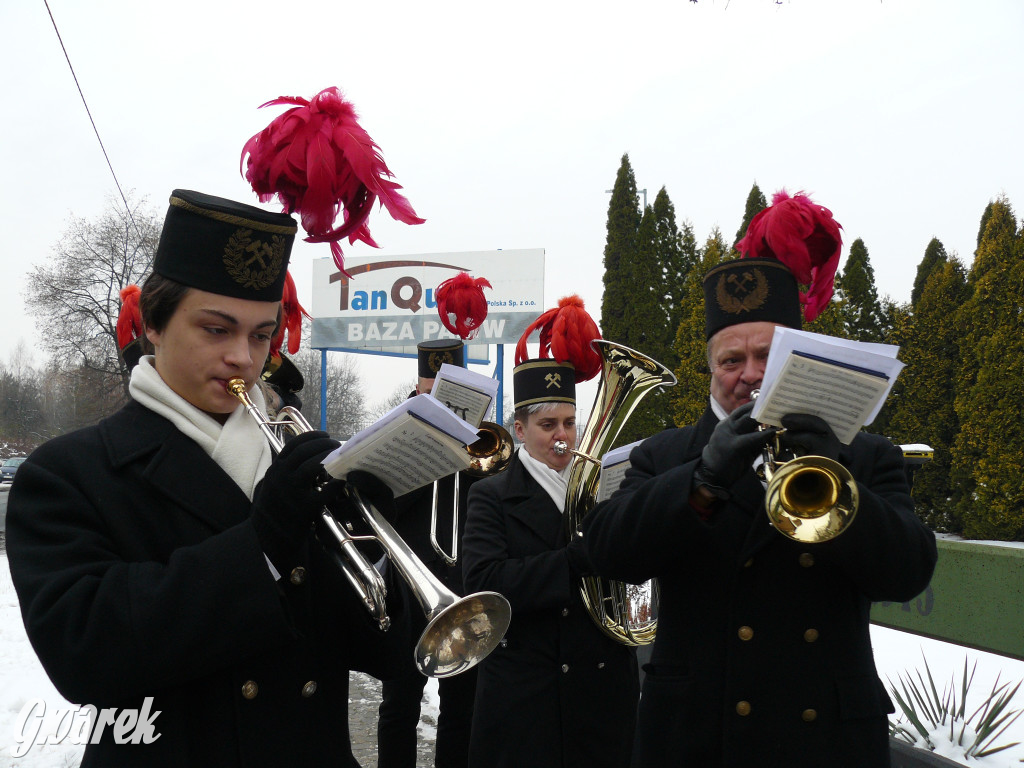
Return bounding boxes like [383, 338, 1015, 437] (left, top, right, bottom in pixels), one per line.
[428, 351, 454, 374]
[223, 228, 286, 290]
[716, 267, 770, 315]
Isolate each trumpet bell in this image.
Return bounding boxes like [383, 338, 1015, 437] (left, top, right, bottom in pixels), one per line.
[465, 422, 514, 477]
[765, 455, 859, 543]
[414, 591, 513, 678]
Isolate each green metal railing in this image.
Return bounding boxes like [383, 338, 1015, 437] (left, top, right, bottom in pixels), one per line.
[871, 538, 1024, 661]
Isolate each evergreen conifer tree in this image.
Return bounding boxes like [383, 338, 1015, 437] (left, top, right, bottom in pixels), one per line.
[976, 201, 995, 251]
[670, 230, 727, 426]
[866, 298, 909, 437]
[910, 238, 949, 307]
[601, 154, 641, 345]
[650, 187, 689, 372]
[733, 183, 767, 252]
[611, 204, 673, 446]
[886, 257, 968, 532]
[839, 238, 885, 342]
[950, 197, 1024, 539]
[803, 295, 847, 338]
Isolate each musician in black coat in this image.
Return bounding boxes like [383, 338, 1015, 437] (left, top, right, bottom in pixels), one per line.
[583, 192, 938, 768]
[377, 339, 479, 768]
[462, 352, 639, 768]
[6, 190, 413, 768]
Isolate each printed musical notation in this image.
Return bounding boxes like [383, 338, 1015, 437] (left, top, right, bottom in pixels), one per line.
[429, 363, 499, 428]
[322, 393, 479, 496]
[751, 328, 905, 445]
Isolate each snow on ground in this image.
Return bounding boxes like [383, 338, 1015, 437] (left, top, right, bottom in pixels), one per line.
[2, 551, 1023, 767]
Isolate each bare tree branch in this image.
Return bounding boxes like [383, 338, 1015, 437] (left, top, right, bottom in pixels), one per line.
[23, 192, 161, 399]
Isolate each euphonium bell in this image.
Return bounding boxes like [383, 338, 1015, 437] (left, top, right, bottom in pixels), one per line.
[558, 340, 677, 647]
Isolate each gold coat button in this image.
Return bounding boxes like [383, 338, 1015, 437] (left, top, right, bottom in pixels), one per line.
[289, 567, 307, 586]
[561, 608, 569, 617]
[561, 664, 570, 673]
[799, 553, 815, 568]
[804, 628, 819, 643]
[302, 680, 318, 698]
[802, 708, 818, 722]
[736, 701, 751, 716]
[738, 626, 754, 641]
[241, 680, 258, 700]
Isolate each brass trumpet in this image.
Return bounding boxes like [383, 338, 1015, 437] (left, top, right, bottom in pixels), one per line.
[430, 421, 514, 564]
[752, 390, 859, 543]
[227, 379, 513, 677]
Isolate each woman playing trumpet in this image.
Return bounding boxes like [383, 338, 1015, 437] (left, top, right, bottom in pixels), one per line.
[461, 298, 639, 768]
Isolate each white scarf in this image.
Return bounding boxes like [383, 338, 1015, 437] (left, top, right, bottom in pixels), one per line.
[129, 357, 272, 500]
[517, 446, 571, 513]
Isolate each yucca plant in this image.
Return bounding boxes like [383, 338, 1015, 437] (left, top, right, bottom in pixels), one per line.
[888, 652, 1022, 760]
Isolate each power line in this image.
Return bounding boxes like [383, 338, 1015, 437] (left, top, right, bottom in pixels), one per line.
[43, 0, 139, 233]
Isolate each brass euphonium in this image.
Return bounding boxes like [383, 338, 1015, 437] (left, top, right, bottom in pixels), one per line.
[554, 340, 677, 647]
[751, 390, 859, 544]
[227, 379, 512, 678]
[430, 421, 514, 564]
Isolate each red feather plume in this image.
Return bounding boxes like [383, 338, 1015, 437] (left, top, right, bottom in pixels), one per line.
[116, 285, 142, 350]
[240, 87, 425, 275]
[435, 272, 492, 340]
[735, 189, 843, 322]
[271, 272, 311, 357]
[514, 295, 602, 383]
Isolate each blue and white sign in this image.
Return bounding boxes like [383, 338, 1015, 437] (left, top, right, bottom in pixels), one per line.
[310, 249, 545, 357]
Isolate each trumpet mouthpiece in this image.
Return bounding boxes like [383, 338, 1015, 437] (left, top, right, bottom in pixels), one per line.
[553, 441, 569, 455]
[226, 378, 248, 396]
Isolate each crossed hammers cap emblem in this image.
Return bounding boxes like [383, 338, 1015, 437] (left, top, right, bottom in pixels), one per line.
[544, 372, 562, 389]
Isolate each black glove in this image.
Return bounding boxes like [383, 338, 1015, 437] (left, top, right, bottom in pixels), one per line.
[779, 413, 841, 462]
[252, 430, 339, 569]
[693, 401, 777, 500]
[565, 534, 596, 577]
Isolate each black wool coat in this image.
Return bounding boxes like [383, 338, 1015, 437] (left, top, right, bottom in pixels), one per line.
[6, 400, 415, 768]
[582, 407, 939, 768]
[462, 452, 639, 768]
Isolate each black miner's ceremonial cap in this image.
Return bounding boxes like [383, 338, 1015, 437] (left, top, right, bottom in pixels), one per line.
[703, 258, 802, 340]
[417, 339, 465, 378]
[154, 189, 298, 302]
[513, 359, 576, 410]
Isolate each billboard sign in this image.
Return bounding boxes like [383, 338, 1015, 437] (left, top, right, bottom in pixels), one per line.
[310, 249, 545, 357]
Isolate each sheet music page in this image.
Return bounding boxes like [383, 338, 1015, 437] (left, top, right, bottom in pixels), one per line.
[430, 364, 498, 428]
[760, 327, 904, 393]
[753, 352, 894, 444]
[322, 415, 473, 495]
[596, 439, 643, 502]
[340, 393, 479, 455]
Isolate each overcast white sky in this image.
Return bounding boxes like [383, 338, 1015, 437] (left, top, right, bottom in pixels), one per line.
[2, 0, 1022, 413]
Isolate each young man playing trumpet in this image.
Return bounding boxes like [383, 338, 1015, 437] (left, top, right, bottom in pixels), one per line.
[7, 190, 410, 767]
